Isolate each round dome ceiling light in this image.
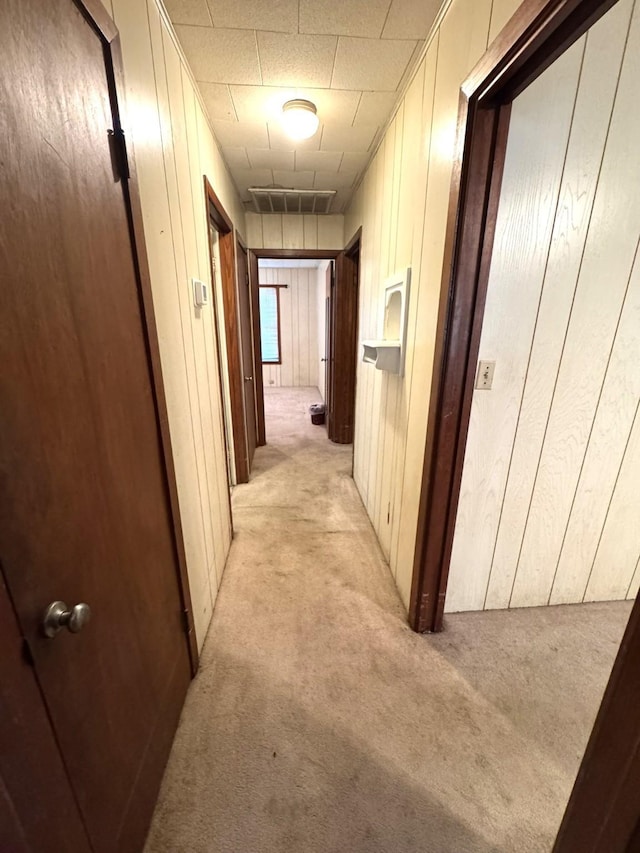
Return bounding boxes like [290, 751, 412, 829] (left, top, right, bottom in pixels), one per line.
[281, 99, 319, 141]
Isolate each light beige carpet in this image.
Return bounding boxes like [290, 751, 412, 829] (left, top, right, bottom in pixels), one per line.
[144, 386, 631, 853]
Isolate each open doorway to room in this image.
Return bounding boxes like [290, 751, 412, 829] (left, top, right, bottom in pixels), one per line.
[257, 257, 334, 445]
[408, 0, 640, 846]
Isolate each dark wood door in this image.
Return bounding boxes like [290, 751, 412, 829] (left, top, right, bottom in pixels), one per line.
[324, 294, 332, 413]
[0, 2, 191, 852]
[236, 242, 257, 468]
[328, 249, 359, 444]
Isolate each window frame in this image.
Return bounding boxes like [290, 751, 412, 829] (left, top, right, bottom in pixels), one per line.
[258, 284, 284, 366]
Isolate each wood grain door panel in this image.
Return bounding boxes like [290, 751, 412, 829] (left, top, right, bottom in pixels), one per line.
[0, 1, 191, 850]
[237, 242, 257, 467]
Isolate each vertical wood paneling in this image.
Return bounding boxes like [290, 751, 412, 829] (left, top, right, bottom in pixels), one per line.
[109, 0, 243, 648]
[444, 0, 640, 613]
[511, 1, 640, 608]
[304, 215, 319, 249]
[245, 212, 263, 248]
[446, 40, 585, 613]
[585, 405, 640, 601]
[345, 0, 637, 617]
[282, 215, 304, 249]
[259, 268, 319, 389]
[486, 1, 632, 609]
[488, 0, 522, 43]
[245, 215, 344, 250]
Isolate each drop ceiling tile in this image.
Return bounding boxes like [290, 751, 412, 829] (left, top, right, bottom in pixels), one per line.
[230, 85, 361, 126]
[233, 168, 274, 189]
[206, 0, 298, 31]
[299, 0, 392, 38]
[199, 83, 236, 121]
[267, 122, 321, 151]
[222, 147, 251, 168]
[354, 91, 397, 126]
[320, 124, 377, 152]
[295, 150, 342, 171]
[382, 0, 441, 39]
[340, 151, 370, 171]
[257, 32, 337, 88]
[272, 170, 315, 189]
[174, 26, 260, 85]
[331, 37, 417, 91]
[314, 170, 358, 190]
[212, 120, 269, 148]
[164, 0, 211, 26]
[247, 148, 295, 170]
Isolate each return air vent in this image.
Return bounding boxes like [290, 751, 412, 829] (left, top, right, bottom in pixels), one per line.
[248, 187, 336, 214]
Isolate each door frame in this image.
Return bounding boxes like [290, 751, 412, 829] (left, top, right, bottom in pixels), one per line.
[249, 247, 360, 445]
[204, 178, 250, 483]
[331, 228, 361, 445]
[409, 0, 620, 635]
[81, 0, 198, 672]
[238, 236, 266, 449]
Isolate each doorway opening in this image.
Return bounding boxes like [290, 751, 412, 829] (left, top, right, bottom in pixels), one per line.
[250, 240, 361, 458]
[257, 257, 334, 445]
[406, 0, 640, 847]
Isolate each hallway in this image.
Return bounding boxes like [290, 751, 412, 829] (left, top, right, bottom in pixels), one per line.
[144, 388, 631, 853]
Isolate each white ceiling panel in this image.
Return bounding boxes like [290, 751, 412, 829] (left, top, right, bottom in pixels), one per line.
[320, 124, 377, 152]
[295, 150, 343, 171]
[199, 82, 236, 121]
[354, 91, 397, 125]
[166, 0, 430, 213]
[313, 170, 357, 189]
[247, 148, 295, 171]
[175, 26, 261, 84]
[164, 0, 212, 26]
[222, 147, 251, 168]
[340, 151, 371, 172]
[206, 0, 298, 32]
[267, 122, 321, 152]
[229, 86, 360, 126]
[299, 0, 392, 38]
[331, 36, 418, 90]
[257, 32, 338, 87]
[382, 0, 442, 39]
[212, 120, 269, 148]
[272, 170, 315, 188]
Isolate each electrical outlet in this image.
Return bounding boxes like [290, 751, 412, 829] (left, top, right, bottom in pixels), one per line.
[475, 360, 495, 390]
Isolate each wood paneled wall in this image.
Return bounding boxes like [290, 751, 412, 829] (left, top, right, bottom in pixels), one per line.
[344, 0, 521, 609]
[246, 213, 344, 250]
[103, 0, 245, 647]
[259, 268, 320, 389]
[447, 0, 640, 613]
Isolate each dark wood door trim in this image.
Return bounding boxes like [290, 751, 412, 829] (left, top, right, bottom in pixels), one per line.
[253, 249, 342, 259]
[409, 0, 620, 636]
[79, 0, 198, 672]
[249, 250, 266, 445]
[204, 178, 249, 483]
[330, 235, 360, 445]
[552, 593, 640, 852]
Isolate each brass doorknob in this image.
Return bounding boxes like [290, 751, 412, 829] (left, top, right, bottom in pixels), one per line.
[244, 375, 253, 381]
[42, 601, 91, 638]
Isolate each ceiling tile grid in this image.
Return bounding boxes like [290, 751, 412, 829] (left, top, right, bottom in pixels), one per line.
[164, 0, 443, 212]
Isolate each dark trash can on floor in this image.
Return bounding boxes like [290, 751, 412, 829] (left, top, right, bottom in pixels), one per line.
[310, 403, 326, 425]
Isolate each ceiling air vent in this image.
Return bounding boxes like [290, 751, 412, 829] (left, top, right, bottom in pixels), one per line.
[248, 187, 336, 214]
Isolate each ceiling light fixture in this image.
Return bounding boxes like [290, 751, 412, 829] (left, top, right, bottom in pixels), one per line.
[281, 99, 319, 141]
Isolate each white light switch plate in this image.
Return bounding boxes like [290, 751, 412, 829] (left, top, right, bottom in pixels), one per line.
[475, 360, 496, 390]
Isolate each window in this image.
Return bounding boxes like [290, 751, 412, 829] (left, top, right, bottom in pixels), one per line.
[259, 286, 281, 364]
